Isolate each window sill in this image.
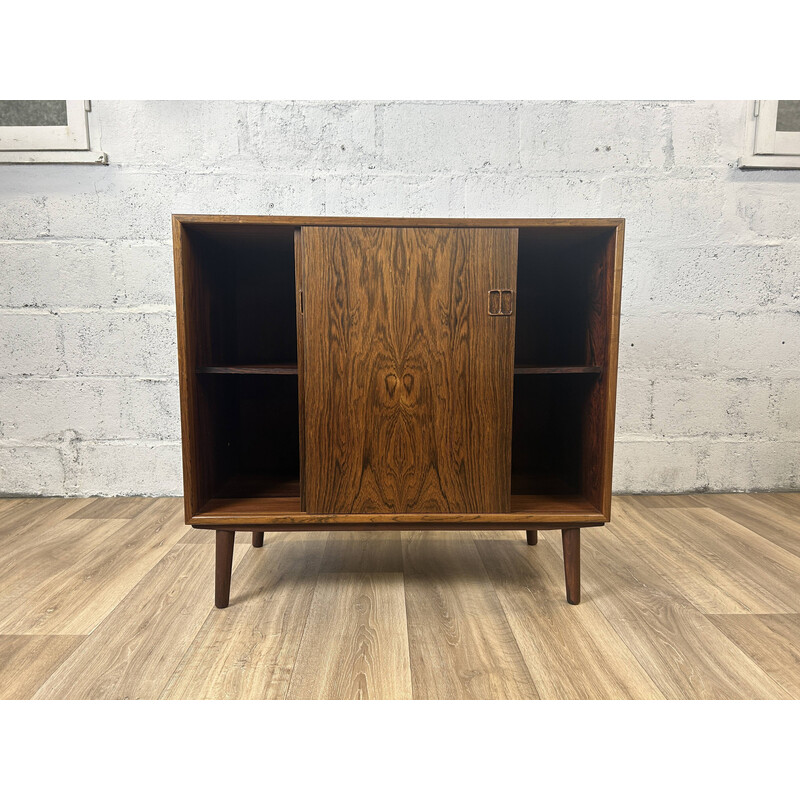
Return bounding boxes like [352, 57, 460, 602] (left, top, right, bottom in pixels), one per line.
[739, 154, 800, 170]
[0, 150, 108, 165]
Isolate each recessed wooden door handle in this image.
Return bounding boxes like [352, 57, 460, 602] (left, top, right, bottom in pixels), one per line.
[488, 289, 513, 316]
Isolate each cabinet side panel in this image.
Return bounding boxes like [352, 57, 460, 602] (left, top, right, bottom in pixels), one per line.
[302, 226, 517, 514]
[601, 224, 624, 517]
[580, 226, 623, 515]
[295, 228, 307, 510]
[173, 220, 216, 519]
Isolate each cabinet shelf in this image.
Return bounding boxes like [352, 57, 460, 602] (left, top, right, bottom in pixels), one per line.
[514, 365, 602, 375]
[194, 493, 603, 526]
[197, 364, 299, 375]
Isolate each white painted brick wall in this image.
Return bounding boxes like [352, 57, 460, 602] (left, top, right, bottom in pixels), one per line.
[0, 100, 798, 496]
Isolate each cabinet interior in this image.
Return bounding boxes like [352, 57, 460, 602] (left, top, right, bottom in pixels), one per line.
[192, 224, 297, 369]
[510, 227, 616, 512]
[183, 223, 302, 510]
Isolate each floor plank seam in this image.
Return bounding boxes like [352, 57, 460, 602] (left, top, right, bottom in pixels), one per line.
[282, 535, 329, 700]
[702, 614, 796, 699]
[471, 530, 543, 700]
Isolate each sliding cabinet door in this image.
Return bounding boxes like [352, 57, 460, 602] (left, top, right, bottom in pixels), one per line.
[300, 226, 517, 514]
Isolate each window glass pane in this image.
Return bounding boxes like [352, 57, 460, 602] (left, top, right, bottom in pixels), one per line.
[0, 100, 68, 127]
[776, 100, 800, 132]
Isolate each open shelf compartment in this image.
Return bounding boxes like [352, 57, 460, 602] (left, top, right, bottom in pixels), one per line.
[186, 223, 298, 370]
[179, 221, 302, 515]
[195, 371, 301, 505]
[514, 226, 613, 369]
[510, 226, 616, 514]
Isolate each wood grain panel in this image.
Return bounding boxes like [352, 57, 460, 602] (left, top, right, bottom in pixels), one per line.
[196, 364, 298, 374]
[175, 214, 625, 230]
[174, 217, 207, 519]
[573, 523, 790, 699]
[286, 572, 412, 700]
[581, 231, 617, 512]
[0, 497, 91, 540]
[402, 531, 538, 699]
[514, 365, 602, 374]
[692, 492, 800, 559]
[612, 505, 800, 614]
[751, 491, 800, 514]
[0, 517, 128, 611]
[474, 532, 662, 699]
[34, 542, 247, 700]
[319, 530, 403, 572]
[162, 532, 325, 699]
[295, 227, 307, 511]
[301, 226, 517, 514]
[0, 500, 94, 594]
[68, 497, 153, 519]
[190, 493, 605, 529]
[0, 499, 188, 635]
[617, 494, 704, 510]
[706, 614, 800, 699]
[0, 495, 797, 699]
[0, 635, 85, 699]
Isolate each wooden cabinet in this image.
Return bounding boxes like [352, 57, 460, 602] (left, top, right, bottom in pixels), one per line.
[173, 215, 625, 608]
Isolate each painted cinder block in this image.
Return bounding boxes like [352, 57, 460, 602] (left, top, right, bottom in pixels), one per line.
[0, 379, 108, 441]
[70, 441, 183, 496]
[97, 100, 242, 171]
[116, 378, 180, 440]
[0, 445, 65, 495]
[61, 311, 177, 377]
[669, 101, 745, 169]
[702, 440, 800, 492]
[771, 379, 800, 436]
[114, 241, 175, 307]
[614, 374, 654, 436]
[464, 173, 601, 217]
[0, 241, 118, 308]
[0, 170, 49, 238]
[240, 101, 378, 173]
[0, 311, 63, 376]
[378, 102, 519, 172]
[617, 313, 722, 372]
[715, 311, 800, 376]
[324, 174, 465, 217]
[0, 377, 180, 442]
[651, 377, 773, 438]
[613, 440, 706, 494]
[599, 176, 750, 247]
[520, 100, 668, 174]
[736, 181, 800, 241]
[1, 99, 798, 494]
[623, 245, 800, 315]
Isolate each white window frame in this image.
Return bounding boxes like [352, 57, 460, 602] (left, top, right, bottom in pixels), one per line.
[740, 100, 800, 169]
[0, 100, 107, 164]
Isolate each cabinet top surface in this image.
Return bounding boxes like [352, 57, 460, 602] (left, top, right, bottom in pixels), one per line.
[173, 214, 624, 230]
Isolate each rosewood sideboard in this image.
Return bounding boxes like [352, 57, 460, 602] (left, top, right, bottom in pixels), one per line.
[172, 215, 624, 607]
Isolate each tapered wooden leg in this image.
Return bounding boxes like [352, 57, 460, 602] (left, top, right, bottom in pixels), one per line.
[252, 531, 264, 548]
[561, 528, 580, 605]
[215, 530, 236, 609]
[526, 529, 538, 546]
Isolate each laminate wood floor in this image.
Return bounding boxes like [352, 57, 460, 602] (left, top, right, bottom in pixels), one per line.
[0, 494, 796, 699]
